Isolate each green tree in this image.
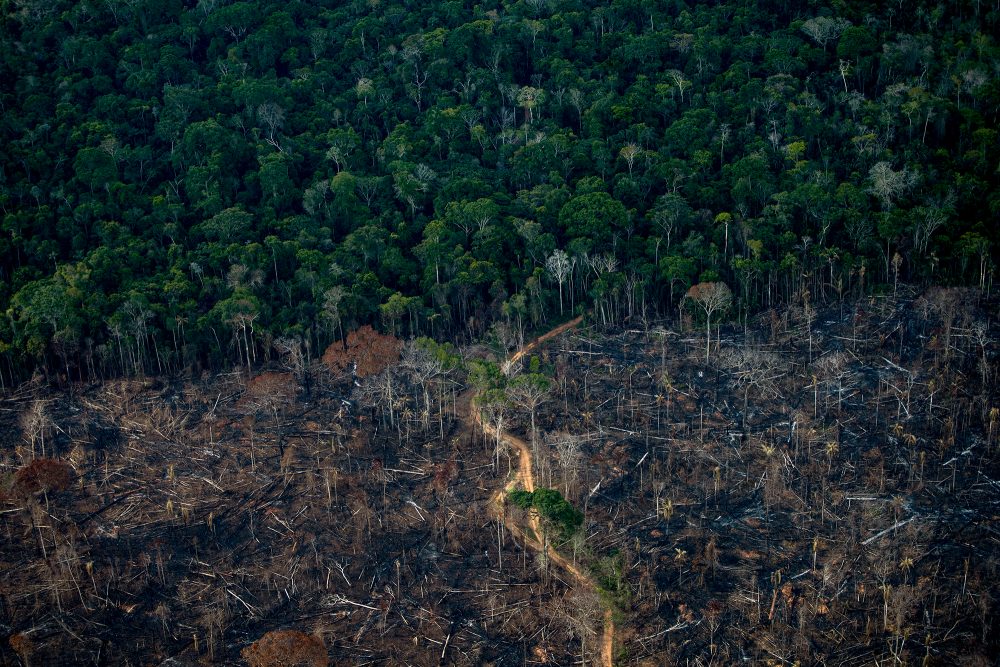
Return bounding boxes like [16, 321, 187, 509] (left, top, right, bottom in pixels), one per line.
[557, 191, 628, 254]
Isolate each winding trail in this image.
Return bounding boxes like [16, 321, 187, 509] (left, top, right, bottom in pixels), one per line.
[469, 316, 616, 667]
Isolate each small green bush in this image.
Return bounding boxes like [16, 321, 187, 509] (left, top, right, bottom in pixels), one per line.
[507, 487, 582, 539]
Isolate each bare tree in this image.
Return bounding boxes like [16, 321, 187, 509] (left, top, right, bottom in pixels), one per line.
[867, 161, 917, 210]
[719, 348, 787, 427]
[912, 191, 955, 258]
[256, 102, 285, 146]
[685, 282, 733, 362]
[477, 388, 510, 471]
[357, 368, 402, 432]
[546, 249, 573, 316]
[810, 351, 854, 418]
[20, 400, 52, 458]
[240, 371, 297, 428]
[552, 586, 602, 667]
[800, 16, 851, 51]
[508, 372, 551, 462]
[401, 340, 443, 430]
[549, 432, 584, 502]
[273, 336, 307, 384]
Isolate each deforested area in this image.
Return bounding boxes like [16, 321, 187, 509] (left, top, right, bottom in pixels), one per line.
[2, 287, 997, 665]
[0, 333, 591, 665]
[516, 288, 1000, 665]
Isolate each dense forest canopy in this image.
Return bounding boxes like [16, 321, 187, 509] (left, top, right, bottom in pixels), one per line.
[1, 0, 997, 383]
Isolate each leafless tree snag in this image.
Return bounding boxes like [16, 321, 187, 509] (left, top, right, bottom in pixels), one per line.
[685, 282, 733, 362]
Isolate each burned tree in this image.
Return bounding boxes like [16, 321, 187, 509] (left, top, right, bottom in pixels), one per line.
[685, 282, 732, 362]
[508, 371, 552, 466]
[719, 347, 787, 427]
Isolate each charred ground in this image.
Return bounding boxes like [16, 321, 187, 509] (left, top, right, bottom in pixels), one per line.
[0, 332, 589, 666]
[1, 287, 998, 666]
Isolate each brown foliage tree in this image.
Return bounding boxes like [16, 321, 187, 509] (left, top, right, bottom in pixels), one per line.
[241, 629, 328, 667]
[11, 458, 73, 497]
[322, 325, 402, 378]
[240, 371, 297, 424]
[432, 459, 458, 497]
[9, 633, 35, 667]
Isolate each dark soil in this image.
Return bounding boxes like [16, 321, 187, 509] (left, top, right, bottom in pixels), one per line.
[1, 287, 997, 666]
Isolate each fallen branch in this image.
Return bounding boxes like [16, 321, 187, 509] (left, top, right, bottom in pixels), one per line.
[861, 516, 916, 545]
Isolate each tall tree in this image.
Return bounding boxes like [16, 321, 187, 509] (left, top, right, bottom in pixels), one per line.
[685, 282, 732, 362]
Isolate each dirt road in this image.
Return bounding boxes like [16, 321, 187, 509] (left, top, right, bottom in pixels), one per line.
[471, 316, 616, 667]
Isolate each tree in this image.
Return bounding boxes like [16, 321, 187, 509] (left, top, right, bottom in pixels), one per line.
[546, 249, 573, 315]
[508, 487, 582, 540]
[958, 232, 992, 290]
[73, 146, 118, 193]
[685, 282, 732, 362]
[651, 193, 692, 258]
[355, 77, 373, 106]
[665, 69, 691, 104]
[660, 254, 697, 308]
[868, 162, 917, 210]
[242, 629, 327, 667]
[800, 16, 851, 52]
[557, 191, 629, 254]
[554, 586, 602, 667]
[619, 143, 641, 176]
[324, 128, 360, 174]
[714, 212, 733, 257]
[19, 400, 52, 458]
[321, 325, 402, 379]
[516, 86, 545, 125]
[549, 432, 583, 502]
[478, 387, 510, 472]
[10, 263, 90, 377]
[400, 339, 443, 429]
[911, 192, 955, 259]
[508, 372, 551, 462]
[719, 347, 787, 427]
[717, 122, 731, 167]
[320, 286, 345, 342]
[197, 206, 254, 244]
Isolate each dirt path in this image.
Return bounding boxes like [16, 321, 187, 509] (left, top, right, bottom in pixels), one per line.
[471, 317, 616, 667]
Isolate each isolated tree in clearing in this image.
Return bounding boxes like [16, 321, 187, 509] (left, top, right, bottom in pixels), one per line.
[685, 282, 733, 362]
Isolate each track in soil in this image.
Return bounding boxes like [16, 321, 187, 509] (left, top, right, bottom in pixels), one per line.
[468, 316, 616, 667]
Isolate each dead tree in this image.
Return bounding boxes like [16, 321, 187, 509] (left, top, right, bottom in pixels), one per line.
[548, 432, 584, 503]
[552, 586, 601, 667]
[477, 388, 510, 472]
[240, 371, 297, 428]
[685, 282, 733, 362]
[321, 325, 402, 378]
[400, 340, 443, 431]
[19, 400, 52, 459]
[719, 347, 787, 428]
[508, 372, 552, 468]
